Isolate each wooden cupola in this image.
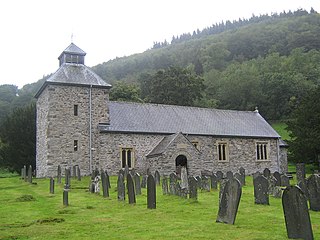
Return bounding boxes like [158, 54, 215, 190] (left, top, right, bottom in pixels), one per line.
[58, 43, 86, 66]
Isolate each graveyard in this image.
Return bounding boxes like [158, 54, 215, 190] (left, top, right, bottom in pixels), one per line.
[0, 168, 320, 240]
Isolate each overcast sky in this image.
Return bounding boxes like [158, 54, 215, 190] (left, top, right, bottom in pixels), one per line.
[0, 0, 319, 88]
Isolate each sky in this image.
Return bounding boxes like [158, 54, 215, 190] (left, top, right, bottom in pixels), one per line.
[0, 0, 319, 88]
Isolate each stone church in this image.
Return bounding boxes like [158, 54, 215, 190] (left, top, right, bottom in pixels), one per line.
[35, 43, 288, 178]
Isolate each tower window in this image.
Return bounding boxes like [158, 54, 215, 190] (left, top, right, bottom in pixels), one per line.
[74, 140, 78, 151]
[74, 105, 78, 116]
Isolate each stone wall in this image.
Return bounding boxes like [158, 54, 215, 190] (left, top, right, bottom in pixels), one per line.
[36, 84, 110, 177]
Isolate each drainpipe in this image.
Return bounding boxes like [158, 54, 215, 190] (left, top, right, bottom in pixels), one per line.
[89, 85, 93, 174]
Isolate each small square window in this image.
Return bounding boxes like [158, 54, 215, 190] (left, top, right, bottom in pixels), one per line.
[74, 140, 78, 151]
[74, 105, 78, 116]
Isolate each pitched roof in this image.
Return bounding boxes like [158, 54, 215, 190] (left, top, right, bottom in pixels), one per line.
[60, 43, 86, 56]
[35, 63, 111, 98]
[101, 101, 280, 138]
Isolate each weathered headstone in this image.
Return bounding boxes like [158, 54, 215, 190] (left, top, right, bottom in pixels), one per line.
[147, 174, 156, 209]
[141, 175, 147, 188]
[272, 186, 282, 198]
[196, 176, 202, 189]
[273, 171, 281, 186]
[307, 174, 320, 211]
[181, 187, 188, 198]
[188, 176, 198, 200]
[57, 165, 62, 184]
[268, 175, 277, 195]
[282, 186, 313, 240]
[180, 166, 188, 189]
[201, 176, 210, 192]
[117, 173, 125, 201]
[77, 166, 81, 181]
[253, 171, 261, 179]
[254, 175, 269, 205]
[211, 174, 218, 190]
[73, 165, 77, 178]
[169, 172, 177, 195]
[23, 165, 27, 182]
[175, 182, 181, 196]
[296, 163, 306, 184]
[105, 170, 111, 188]
[234, 173, 243, 187]
[162, 176, 169, 195]
[216, 171, 223, 182]
[226, 171, 233, 180]
[28, 165, 32, 183]
[65, 167, 71, 189]
[239, 167, 246, 186]
[154, 170, 161, 185]
[94, 176, 100, 193]
[263, 168, 271, 178]
[298, 180, 309, 200]
[21, 167, 24, 180]
[216, 178, 242, 225]
[281, 174, 290, 187]
[50, 177, 54, 194]
[63, 185, 69, 206]
[134, 173, 141, 195]
[219, 179, 227, 202]
[127, 174, 136, 204]
[124, 165, 129, 179]
[101, 171, 109, 198]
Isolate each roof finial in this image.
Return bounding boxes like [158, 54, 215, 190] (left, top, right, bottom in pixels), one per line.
[254, 106, 259, 113]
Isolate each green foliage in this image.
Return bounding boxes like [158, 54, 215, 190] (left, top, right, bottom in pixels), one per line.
[287, 87, 320, 165]
[140, 66, 204, 106]
[0, 104, 36, 172]
[109, 81, 142, 102]
[271, 122, 290, 141]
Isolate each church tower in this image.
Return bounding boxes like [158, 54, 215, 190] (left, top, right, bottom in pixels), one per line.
[35, 43, 112, 177]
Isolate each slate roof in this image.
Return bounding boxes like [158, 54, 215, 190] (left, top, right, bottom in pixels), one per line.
[35, 63, 111, 98]
[101, 101, 281, 138]
[59, 43, 86, 57]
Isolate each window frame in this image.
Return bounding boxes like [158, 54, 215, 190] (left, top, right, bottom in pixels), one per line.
[255, 141, 270, 161]
[74, 104, 78, 116]
[120, 147, 134, 169]
[74, 140, 78, 151]
[216, 141, 229, 162]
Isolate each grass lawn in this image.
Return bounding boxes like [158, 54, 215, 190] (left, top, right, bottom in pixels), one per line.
[0, 175, 319, 240]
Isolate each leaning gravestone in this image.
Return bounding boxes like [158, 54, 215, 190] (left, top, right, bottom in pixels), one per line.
[216, 178, 242, 225]
[169, 173, 177, 195]
[28, 165, 32, 183]
[141, 175, 147, 188]
[155, 170, 161, 185]
[57, 165, 62, 184]
[147, 174, 156, 209]
[101, 171, 109, 198]
[273, 171, 281, 186]
[226, 171, 233, 180]
[307, 174, 320, 211]
[117, 173, 125, 201]
[254, 175, 269, 205]
[50, 177, 54, 194]
[263, 168, 271, 178]
[180, 166, 188, 189]
[162, 176, 169, 195]
[134, 173, 141, 195]
[127, 174, 136, 204]
[296, 163, 306, 184]
[211, 174, 218, 190]
[282, 186, 313, 240]
[281, 174, 290, 187]
[216, 171, 223, 182]
[189, 176, 198, 200]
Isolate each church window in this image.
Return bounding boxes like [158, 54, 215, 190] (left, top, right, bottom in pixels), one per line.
[256, 142, 269, 161]
[74, 140, 78, 151]
[121, 148, 134, 168]
[74, 104, 78, 116]
[217, 141, 229, 162]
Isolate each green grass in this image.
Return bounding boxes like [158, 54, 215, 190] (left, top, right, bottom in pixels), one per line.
[0, 176, 319, 240]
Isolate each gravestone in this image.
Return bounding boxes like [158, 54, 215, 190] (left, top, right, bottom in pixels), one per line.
[211, 174, 218, 190]
[93, 176, 100, 193]
[65, 167, 71, 189]
[253, 171, 261, 179]
[180, 166, 188, 189]
[28, 165, 32, 183]
[141, 175, 147, 188]
[117, 173, 125, 201]
[281, 175, 290, 187]
[73, 165, 77, 178]
[307, 174, 320, 211]
[105, 170, 111, 188]
[154, 170, 161, 185]
[272, 186, 282, 198]
[188, 176, 198, 200]
[263, 168, 271, 178]
[23, 165, 27, 182]
[201, 176, 210, 192]
[147, 174, 156, 209]
[57, 165, 62, 184]
[216, 171, 223, 182]
[162, 176, 169, 195]
[21, 167, 24, 180]
[239, 167, 246, 186]
[282, 186, 313, 240]
[219, 179, 227, 202]
[50, 177, 54, 194]
[63, 185, 69, 206]
[134, 173, 141, 195]
[296, 163, 306, 184]
[268, 176, 277, 195]
[216, 178, 242, 225]
[298, 180, 309, 200]
[254, 175, 269, 205]
[181, 187, 188, 199]
[273, 171, 281, 186]
[234, 173, 243, 187]
[101, 171, 109, 198]
[124, 165, 129, 179]
[175, 182, 181, 196]
[196, 176, 202, 189]
[169, 173, 177, 195]
[127, 174, 136, 204]
[226, 171, 233, 180]
[130, 168, 136, 178]
[77, 166, 81, 181]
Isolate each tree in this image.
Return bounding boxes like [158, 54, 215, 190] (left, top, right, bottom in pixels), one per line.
[109, 81, 142, 102]
[0, 104, 36, 172]
[141, 67, 204, 106]
[287, 87, 320, 167]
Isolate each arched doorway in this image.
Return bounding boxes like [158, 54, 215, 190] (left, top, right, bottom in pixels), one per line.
[175, 155, 187, 177]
